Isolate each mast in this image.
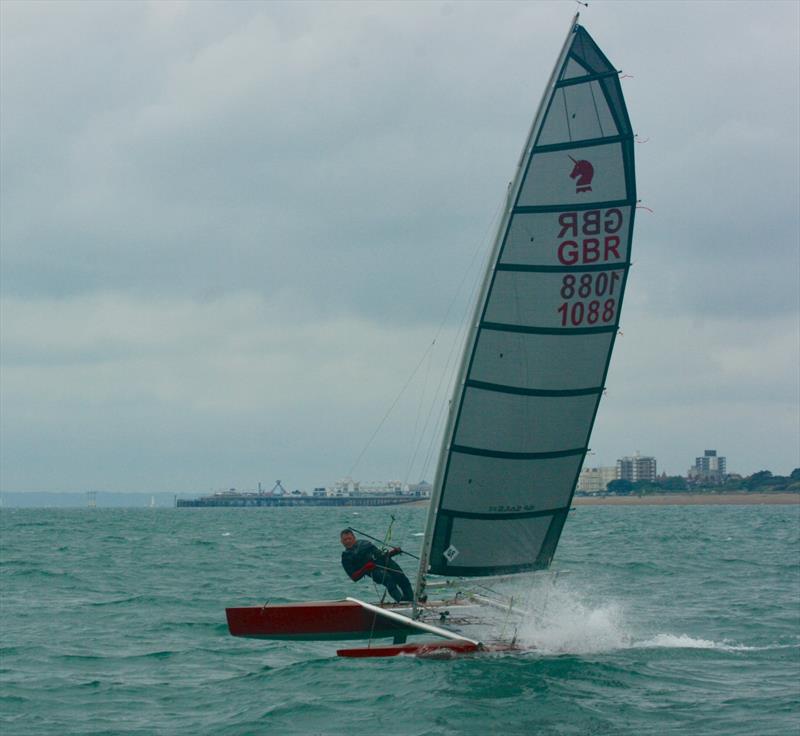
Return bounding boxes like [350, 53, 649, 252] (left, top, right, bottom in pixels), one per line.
[415, 14, 581, 600]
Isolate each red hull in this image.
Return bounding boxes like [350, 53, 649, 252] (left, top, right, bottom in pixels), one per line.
[337, 640, 480, 658]
[226, 600, 414, 641]
[337, 641, 520, 658]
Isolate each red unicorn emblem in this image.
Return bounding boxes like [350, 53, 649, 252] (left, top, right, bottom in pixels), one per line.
[569, 156, 594, 193]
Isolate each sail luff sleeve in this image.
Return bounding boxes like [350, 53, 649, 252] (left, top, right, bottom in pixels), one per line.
[424, 21, 636, 578]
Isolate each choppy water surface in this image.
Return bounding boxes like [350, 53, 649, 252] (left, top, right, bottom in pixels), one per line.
[1, 504, 798, 735]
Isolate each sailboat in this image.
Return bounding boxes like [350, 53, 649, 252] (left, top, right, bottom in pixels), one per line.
[226, 13, 636, 657]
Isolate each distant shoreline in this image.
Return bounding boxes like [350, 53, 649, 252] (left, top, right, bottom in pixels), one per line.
[572, 492, 799, 506]
[1, 492, 797, 510]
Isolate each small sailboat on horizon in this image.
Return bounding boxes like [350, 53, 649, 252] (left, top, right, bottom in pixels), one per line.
[226, 12, 637, 657]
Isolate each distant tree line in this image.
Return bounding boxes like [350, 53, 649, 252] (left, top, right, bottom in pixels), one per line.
[605, 469, 800, 496]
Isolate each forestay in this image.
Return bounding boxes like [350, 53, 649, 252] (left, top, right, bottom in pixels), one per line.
[418, 16, 636, 583]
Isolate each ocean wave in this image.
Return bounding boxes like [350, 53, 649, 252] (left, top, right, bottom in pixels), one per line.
[57, 649, 179, 661]
[189, 539, 218, 548]
[634, 634, 800, 652]
[87, 594, 145, 607]
[508, 581, 799, 657]
[2, 568, 83, 583]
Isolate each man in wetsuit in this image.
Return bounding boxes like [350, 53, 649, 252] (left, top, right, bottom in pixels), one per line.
[340, 528, 414, 603]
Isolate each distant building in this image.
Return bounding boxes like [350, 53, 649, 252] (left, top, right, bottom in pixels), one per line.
[333, 478, 360, 496]
[688, 450, 726, 484]
[616, 453, 657, 483]
[328, 478, 429, 497]
[577, 467, 617, 493]
[408, 481, 432, 498]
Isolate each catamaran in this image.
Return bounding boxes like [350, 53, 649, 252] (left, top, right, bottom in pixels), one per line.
[226, 13, 636, 658]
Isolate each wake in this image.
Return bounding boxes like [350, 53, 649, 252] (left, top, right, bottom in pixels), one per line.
[505, 580, 786, 655]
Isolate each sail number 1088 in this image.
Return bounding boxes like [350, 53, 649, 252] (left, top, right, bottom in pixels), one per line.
[557, 271, 621, 327]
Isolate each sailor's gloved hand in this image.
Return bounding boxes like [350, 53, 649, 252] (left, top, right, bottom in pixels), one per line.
[351, 560, 376, 581]
[388, 547, 402, 557]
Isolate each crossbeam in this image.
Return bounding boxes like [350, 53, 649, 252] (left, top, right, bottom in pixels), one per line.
[345, 597, 480, 645]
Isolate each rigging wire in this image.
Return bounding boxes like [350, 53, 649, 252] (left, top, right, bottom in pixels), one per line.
[409, 195, 505, 483]
[561, 87, 573, 143]
[587, 78, 605, 137]
[345, 341, 436, 479]
[366, 516, 397, 647]
[347, 189, 505, 484]
[403, 346, 433, 484]
[415, 204, 500, 485]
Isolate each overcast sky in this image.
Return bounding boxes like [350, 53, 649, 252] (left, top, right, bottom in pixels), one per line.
[1, 0, 798, 493]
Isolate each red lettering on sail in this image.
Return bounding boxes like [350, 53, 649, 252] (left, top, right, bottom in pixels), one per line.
[605, 235, 620, 260]
[557, 240, 579, 265]
[556, 209, 626, 265]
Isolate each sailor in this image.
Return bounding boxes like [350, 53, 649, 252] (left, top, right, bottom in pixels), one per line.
[340, 528, 414, 603]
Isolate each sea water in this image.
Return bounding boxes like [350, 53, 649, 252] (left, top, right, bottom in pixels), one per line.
[1, 504, 798, 735]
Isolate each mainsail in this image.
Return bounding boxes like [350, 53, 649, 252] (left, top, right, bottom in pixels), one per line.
[417, 16, 636, 586]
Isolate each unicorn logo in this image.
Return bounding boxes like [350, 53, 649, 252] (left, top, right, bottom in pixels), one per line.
[569, 155, 594, 193]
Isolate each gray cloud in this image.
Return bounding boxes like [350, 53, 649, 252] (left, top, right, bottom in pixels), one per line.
[1, 1, 798, 492]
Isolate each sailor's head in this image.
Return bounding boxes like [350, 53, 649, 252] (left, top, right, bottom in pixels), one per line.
[340, 528, 357, 549]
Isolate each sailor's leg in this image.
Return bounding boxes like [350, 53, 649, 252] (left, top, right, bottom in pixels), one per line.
[382, 576, 403, 603]
[396, 573, 414, 602]
[382, 558, 414, 602]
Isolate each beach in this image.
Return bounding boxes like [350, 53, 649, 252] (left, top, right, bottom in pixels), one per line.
[573, 492, 799, 506]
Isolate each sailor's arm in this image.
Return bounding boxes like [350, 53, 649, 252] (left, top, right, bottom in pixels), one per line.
[348, 560, 376, 581]
[342, 543, 378, 581]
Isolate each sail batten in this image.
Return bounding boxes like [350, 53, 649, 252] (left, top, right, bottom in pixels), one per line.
[463, 380, 603, 398]
[440, 506, 571, 521]
[556, 70, 622, 87]
[513, 200, 631, 213]
[480, 322, 617, 336]
[450, 445, 586, 460]
[417, 15, 635, 588]
[496, 264, 627, 273]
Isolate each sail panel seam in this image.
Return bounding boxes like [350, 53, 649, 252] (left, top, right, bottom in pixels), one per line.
[439, 506, 571, 521]
[429, 561, 549, 576]
[465, 379, 602, 397]
[481, 321, 617, 336]
[514, 198, 633, 214]
[556, 69, 620, 88]
[532, 134, 628, 154]
[496, 262, 628, 273]
[450, 445, 586, 460]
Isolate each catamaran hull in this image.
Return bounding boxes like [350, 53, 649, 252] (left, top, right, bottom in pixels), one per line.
[336, 641, 521, 658]
[225, 600, 414, 641]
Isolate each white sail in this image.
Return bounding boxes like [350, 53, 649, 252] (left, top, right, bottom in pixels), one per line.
[418, 16, 636, 585]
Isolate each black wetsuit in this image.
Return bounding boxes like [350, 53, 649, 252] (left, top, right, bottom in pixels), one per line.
[341, 539, 414, 602]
